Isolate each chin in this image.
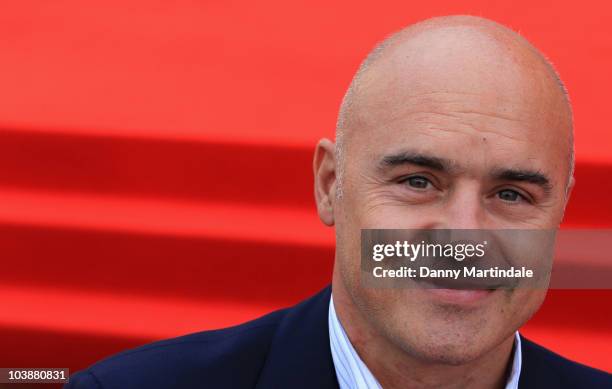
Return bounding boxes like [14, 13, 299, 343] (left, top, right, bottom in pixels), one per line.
[399, 335, 495, 365]
[379, 298, 512, 365]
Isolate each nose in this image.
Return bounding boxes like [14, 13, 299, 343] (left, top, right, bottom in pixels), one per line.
[431, 182, 485, 230]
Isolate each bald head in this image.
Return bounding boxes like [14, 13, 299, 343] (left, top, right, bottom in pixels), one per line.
[335, 15, 574, 198]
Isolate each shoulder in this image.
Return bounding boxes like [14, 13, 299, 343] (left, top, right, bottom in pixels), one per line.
[520, 336, 612, 388]
[65, 307, 289, 389]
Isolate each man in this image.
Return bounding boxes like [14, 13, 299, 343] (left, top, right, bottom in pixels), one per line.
[66, 15, 611, 388]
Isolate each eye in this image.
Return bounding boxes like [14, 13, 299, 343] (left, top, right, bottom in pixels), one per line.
[402, 176, 432, 189]
[497, 189, 524, 203]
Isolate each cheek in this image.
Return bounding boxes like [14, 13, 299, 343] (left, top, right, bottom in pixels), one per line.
[502, 288, 547, 328]
[353, 191, 434, 229]
[334, 207, 364, 289]
[364, 206, 440, 230]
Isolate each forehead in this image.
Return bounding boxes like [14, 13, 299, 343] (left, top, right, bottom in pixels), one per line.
[345, 27, 571, 180]
[349, 91, 569, 182]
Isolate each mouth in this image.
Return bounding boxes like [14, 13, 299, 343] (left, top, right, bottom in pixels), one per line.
[414, 278, 500, 305]
[414, 273, 509, 289]
[420, 287, 497, 305]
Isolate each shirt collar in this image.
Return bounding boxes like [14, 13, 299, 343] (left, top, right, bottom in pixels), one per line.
[329, 294, 522, 389]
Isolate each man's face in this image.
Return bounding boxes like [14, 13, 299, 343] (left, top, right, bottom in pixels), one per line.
[332, 27, 573, 364]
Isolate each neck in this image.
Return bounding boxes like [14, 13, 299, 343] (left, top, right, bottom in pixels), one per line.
[332, 274, 516, 389]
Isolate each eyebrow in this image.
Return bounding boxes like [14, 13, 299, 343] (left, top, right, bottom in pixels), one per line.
[491, 168, 553, 193]
[379, 151, 455, 172]
[378, 151, 554, 193]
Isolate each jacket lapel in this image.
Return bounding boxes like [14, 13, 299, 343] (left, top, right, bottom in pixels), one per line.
[255, 285, 339, 389]
[518, 334, 562, 388]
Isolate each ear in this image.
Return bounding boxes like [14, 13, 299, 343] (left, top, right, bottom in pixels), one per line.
[313, 138, 337, 226]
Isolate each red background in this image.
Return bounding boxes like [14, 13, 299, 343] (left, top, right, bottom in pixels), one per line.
[0, 0, 610, 381]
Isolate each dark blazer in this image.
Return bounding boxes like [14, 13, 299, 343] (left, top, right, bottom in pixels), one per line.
[65, 286, 611, 389]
